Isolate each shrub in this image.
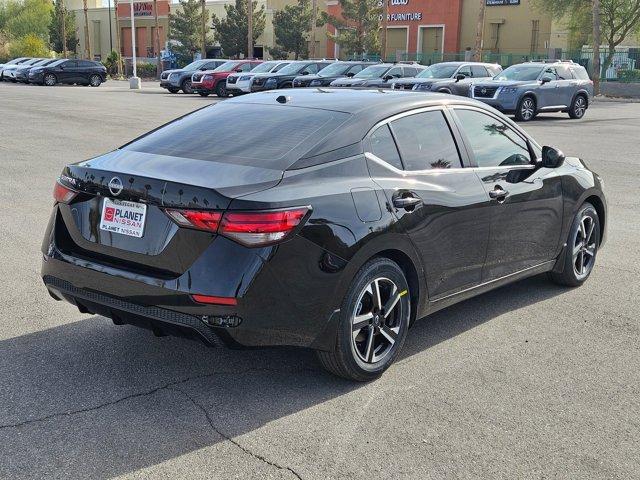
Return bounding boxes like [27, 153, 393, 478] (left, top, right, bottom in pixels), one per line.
[135, 62, 158, 78]
[617, 69, 640, 83]
[102, 50, 121, 76]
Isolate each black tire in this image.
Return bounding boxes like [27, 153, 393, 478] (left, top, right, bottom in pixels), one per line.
[515, 95, 536, 122]
[199, 92, 210, 97]
[43, 73, 57, 86]
[437, 88, 452, 94]
[316, 257, 411, 381]
[568, 94, 588, 119]
[167, 87, 179, 94]
[89, 74, 102, 87]
[181, 78, 193, 94]
[549, 202, 600, 287]
[282, 82, 293, 89]
[215, 82, 227, 97]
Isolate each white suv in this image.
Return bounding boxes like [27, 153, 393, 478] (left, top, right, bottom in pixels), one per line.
[226, 60, 290, 94]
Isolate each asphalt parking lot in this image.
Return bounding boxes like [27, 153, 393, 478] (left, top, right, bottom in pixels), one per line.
[0, 80, 638, 479]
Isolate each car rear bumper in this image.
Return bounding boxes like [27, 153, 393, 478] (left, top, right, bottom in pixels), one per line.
[41, 206, 343, 351]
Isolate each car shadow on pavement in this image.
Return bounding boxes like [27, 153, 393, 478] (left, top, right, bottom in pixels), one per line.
[0, 274, 566, 478]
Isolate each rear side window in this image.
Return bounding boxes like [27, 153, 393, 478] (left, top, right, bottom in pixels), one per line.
[78, 60, 95, 68]
[124, 103, 350, 169]
[571, 66, 590, 80]
[455, 109, 531, 167]
[390, 111, 461, 170]
[556, 65, 573, 79]
[471, 65, 488, 77]
[369, 124, 403, 170]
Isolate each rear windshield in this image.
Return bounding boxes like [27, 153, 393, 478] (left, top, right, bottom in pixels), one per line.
[123, 103, 350, 169]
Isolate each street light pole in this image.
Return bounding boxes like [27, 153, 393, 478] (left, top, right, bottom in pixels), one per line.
[129, 0, 141, 88]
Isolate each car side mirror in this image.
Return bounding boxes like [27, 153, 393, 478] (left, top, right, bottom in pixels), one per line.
[541, 146, 565, 168]
[455, 73, 466, 81]
[346, 72, 355, 77]
[383, 75, 393, 81]
[301, 71, 309, 75]
[540, 75, 553, 84]
[234, 68, 243, 72]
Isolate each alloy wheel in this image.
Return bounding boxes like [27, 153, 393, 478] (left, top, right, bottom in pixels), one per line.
[44, 74, 56, 86]
[183, 80, 193, 94]
[574, 96, 586, 118]
[520, 98, 535, 121]
[351, 277, 405, 364]
[90, 75, 101, 87]
[573, 214, 597, 279]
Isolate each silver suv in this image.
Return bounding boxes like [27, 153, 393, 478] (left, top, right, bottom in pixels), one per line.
[470, 61, 594, 121]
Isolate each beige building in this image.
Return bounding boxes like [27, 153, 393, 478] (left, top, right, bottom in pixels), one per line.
[71, 0, 327, 62]
[459, 0, 553, 55]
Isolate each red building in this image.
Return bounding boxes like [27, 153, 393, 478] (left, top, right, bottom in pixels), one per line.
[325, 0, 463, 60]
[117, 1, 170, 58]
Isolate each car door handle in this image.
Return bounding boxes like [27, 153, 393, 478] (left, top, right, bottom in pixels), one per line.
[489, 187, 509, 202]
[392, 193, 422, 210]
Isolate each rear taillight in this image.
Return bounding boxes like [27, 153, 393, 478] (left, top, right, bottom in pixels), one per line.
[53, 180, 77, 203]
[164, 207, 309, 246]
[220, 208, 308, 246]
[164, 209, 222, 232]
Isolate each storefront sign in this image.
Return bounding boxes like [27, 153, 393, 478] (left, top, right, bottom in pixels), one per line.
[487, 0, 520, 5]
[133, 2, 153, 16]
[378, 0, 424, 22]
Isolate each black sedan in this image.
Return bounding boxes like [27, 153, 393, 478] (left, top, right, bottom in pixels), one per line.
[29, 59, 107, 87]
[330, 63, 425, 88]
[42, 89, 606, 381]
[250, 60, 333, 91]
[292, 61, 374, 87]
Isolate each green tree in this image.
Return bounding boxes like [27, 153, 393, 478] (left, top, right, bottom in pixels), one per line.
[321, 0, 381, 57]
[271, 0, 313, 60]
[49, 0, 77, 54]
[211, 0, 265, 58]
[5, 0, 53, 42]
[169, 0, 210, 64]
[535, 0, 640, 75]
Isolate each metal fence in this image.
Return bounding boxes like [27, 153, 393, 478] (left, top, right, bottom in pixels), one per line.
[396, 49, 640, 82]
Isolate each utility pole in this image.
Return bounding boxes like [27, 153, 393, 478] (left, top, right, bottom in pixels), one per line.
[473, 0, 486, 62]
[380, 0, 388, 61]
[107, 0, 113, 52]
[310, 0, 317, 58]
[83, 0, 91, 59]
[114, 0, 123, 75]
[61, 0, 68, 58]
[201, 0, 207, 58]
[154, 0, 162, 78]
[592, 0, 601, 95]
[247, 0, 253, 58]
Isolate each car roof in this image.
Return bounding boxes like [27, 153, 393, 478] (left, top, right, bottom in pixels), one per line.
[227, 88, 498, 166]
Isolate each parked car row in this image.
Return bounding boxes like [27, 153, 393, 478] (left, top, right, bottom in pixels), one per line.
[0, 57, 107, 86]
[160, 57, 593, 121]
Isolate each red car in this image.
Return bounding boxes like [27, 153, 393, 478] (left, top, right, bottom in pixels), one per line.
[191, 60, 262, 97]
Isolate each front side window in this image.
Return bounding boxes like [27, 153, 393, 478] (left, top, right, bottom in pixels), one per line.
[457, 65, 472, 77]
[390, 111, 461, 170]
[302, 64, 319, 74]
[369, 124, 403, 169]
[494, 65, 544, 81]
[403, 67, 418, 77]
[386, 67, 403, 78]
[555, 65, 573, 80]
[455, 109, 531, 168]
[347, 64, 364, 75]
[417, 64, 459, 79]
[541, 67, 559, 81]
[355, 65, 391, 78]
[318, 63, 350, 76]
